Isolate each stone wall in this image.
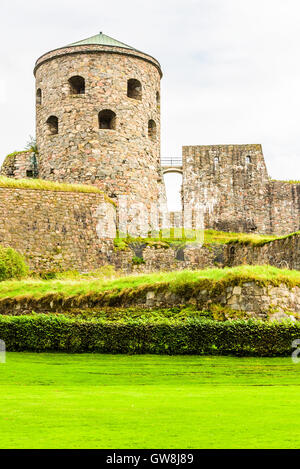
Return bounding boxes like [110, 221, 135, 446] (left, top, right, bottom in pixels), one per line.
[0, 186, 298, 274]
[182, 144, 270, 233]
[144, 282, 300, 319]
[1, 280, 298, 320]
[111, 232, 300, 274]
[182, 144, 300, 235]
[0, 151, 37, 179]
[268, 181, 300, 235]
[227, 233, 300, 271]
[111, 244, 225, 274]
[0, 187, 114, 271]
[35, 43, 164, 208]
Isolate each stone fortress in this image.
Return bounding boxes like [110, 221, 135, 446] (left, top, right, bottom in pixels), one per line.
[0, 32, 299, 273]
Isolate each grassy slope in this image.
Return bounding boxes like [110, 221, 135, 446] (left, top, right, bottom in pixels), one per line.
[1, 353, 300, 449]
[0, 265, 299, 300]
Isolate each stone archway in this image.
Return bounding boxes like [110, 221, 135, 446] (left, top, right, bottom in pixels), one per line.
[162, 169, 183, 212]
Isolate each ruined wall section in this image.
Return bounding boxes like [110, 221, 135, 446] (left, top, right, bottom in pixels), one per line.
[0, 187, 114, 272]
[227, 233, 300, 271]
[0, 151, 37, 179]
[267, 181, 300, 235]
[182, 144, 270, 233]
[182, 144, 300, 235]
[35, 44, 164, 208]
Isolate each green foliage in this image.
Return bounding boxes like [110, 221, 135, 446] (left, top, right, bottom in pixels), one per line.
[0, 314, 299, 356]
[26, 306, 212, 322]
[0, 247, 29, 281]
[25, 135, 38, 153]
[132, 256, 145, 265]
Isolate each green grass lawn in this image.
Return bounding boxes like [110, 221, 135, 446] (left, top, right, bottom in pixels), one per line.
[1, 353, 300, 449]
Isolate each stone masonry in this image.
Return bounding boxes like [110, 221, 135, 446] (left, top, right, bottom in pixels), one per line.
[0, 32, 299, 274]
[34, 38, 165, 208]
[0, 151, 37, 179]
[0, 187, 114, 272]
[182, 144, 300, 235]
[0, 183, 298, 273]
[2, 280, 298, 321]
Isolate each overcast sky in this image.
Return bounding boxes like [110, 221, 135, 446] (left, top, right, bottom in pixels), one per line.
[1, 0, 300, 189]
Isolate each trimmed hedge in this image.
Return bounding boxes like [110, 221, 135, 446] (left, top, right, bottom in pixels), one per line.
[0, 315, 299, 356]
[0, 246, 29, 281]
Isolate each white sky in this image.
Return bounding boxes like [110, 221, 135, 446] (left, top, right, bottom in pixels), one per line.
[1, 0, 300, 191]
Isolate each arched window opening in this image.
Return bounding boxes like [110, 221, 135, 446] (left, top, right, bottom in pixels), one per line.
[69, 76, 85, 95]
[98, 110, 116, 130]
[148, 120, 156, 140]
[36, 89, 42, 105]
[156, 91, 160, 106]
[127, 79, 142, 100]
[246, 156, 251, 165]
[46, 116, 58, 135]
[214, 156, 219, 168]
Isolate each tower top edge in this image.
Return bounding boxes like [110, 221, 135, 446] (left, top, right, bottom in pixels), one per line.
[34, 44, 163, 77]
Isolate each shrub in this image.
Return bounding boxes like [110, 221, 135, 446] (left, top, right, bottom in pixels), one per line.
[0, 315, 299, 356]
[132, 256, 145, 265]
[0, 247, 29, 281]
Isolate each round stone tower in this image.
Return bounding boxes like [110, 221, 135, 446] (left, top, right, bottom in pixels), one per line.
[34, 32, 163, 205]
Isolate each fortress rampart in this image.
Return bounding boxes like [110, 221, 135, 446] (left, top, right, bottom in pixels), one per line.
[0, 32, 299, 274]
[0, 182, 298, 273]
[0, 186, 114, 272]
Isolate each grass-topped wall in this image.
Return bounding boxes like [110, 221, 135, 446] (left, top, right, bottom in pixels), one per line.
[0, 184, 114, 272]
[0, 266, 299, 318]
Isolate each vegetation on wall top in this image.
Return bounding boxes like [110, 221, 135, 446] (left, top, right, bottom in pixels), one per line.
[114, 229, 279, 250]
[0, 265, 299, 300]
[271, 179, 300, 184]
[0, 176, 114, 202]
[1, 150, 33, 169]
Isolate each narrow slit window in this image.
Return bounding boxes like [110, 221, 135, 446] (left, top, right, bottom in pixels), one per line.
[148, 120, 157, 140]
[246, 156, 251, 165]
[69, 76, 85, 95]
[127, 79, 142, 100]
[98, 110, 116, 130]
[36, 89, 42, 105]
[156, 91, 160, 105]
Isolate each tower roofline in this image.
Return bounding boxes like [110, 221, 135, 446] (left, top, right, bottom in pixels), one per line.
[34, 33, 162, 77]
